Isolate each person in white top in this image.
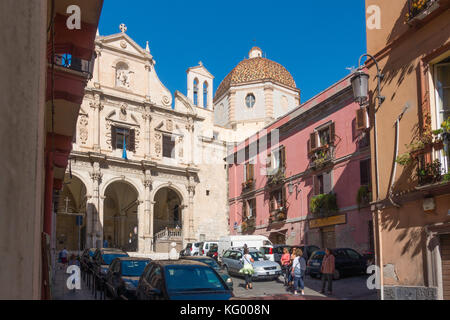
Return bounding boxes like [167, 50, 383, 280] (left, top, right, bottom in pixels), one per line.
[240, 247, 255, 290]
[291, 248, 306, 295]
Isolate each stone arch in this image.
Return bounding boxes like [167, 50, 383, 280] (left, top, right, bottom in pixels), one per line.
[102, 177, 142, 252]
[101, 176, 143, 200]
[56, 173, 89, 252]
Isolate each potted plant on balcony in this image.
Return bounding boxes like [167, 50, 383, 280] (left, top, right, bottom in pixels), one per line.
[241, 221, 248, 233]
[242, 179, 254, 190]
[310, 193, 338, 217]
[405, 0, 440, 23]
[356, 185, 372, 209]
[268, 170, 285, 185]
[417, 159, 442, 186]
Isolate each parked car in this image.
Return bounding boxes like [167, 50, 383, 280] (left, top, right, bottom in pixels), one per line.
[217, 235, 273, 260]
[306, 248, 367, 280]
[92, 249, 129, 283]
[297, 245, 320, 262]
[180, 243, 193, 256]
[231, 294, 337, 300]
[259, 244, 275, 261]
[191, 242, 204, 256]
[206, 244, 219, 261]
[136, 260, 233, 300]
[362, 250, 375, 266]
[273, 245, 293, 265]
[180, 256, 233, 290]
[221, 248, 282, 280]
[80, 248, 97, 271]
[104, 257, 151, 300]
[200, 241, 219, 256]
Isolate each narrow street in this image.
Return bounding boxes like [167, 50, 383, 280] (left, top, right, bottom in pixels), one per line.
[52, 264, 377, 300]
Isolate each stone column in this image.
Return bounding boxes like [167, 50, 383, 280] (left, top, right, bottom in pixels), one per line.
[185, 183, 196, 242]
[89, 92, 104, 153]
[137, 199, 145, 253]
[228, 89, 236, 126]
[264, 85, 274, 122]
[142, 172, 153, 252]
[142, 107, 152, 159]
[89, 162, 103, 248]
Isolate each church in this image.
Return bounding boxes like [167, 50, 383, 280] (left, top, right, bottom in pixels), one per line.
[55, 24, 300, 253]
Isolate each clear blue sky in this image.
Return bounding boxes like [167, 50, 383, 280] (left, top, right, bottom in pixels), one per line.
[99, 0, 367, 103]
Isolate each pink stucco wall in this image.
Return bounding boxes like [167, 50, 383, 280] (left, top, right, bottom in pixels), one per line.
[228, 74, 373, 251]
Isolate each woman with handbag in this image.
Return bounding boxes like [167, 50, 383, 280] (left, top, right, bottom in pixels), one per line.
[239, 248, 255, 290]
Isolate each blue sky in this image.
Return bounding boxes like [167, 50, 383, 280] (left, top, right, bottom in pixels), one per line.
[99, 0, 367, 103]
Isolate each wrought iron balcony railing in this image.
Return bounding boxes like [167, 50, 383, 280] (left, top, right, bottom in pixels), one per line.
[53, 53, 95, 79]
[406, 0, 440, 22]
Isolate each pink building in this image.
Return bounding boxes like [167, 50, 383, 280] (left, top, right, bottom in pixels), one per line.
[227, 74, 373, 252]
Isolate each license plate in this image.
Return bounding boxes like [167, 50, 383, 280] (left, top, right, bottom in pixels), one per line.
[266, 271, 275, 275]
[312, 262, 320, 266]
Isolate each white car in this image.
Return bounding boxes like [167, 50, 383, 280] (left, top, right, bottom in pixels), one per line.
[191, 242, 203, 256]
[201, 241, 219, 256]
[260, 245, 275, 261]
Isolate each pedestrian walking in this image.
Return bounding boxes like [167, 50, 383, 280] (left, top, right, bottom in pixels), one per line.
[60, 247, 69, 266]
[288, 247, 298, 287]
[69, 254, 80, 266]
[280, 247, 291, 286]
[291, 248, 306, 295]
[320, 248, 335, 295]
[239, 248, 255, 290]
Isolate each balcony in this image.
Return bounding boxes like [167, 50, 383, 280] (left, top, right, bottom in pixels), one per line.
[309, 145, 335, 171]
[241, 216, 256, 233]
[406, 0, 441, 23]
[310, 193, 339, 218]
[241, 179, 255, 191]
[267, 169, 285, 186]
[53, 53, 95, 78]
[269, 207, 287, 224]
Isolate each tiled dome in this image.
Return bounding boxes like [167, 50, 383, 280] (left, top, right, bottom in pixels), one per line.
[214, 54, 297, 101]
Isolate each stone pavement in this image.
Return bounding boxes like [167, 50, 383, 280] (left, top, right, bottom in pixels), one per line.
[52, 264, 97, 300]
[232, 274, 379, 300]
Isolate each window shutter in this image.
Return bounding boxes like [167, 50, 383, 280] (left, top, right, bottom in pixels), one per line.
[313, 175, 320, 196]
[310, 132, 317, 150]
[280, 147, 286, 171]
[356, 108, 367, 131]
[307, 139, 311, 154]
[242, 202, 248, 218]
[128, 129, 136, 152]
[330, 123, 336, 143]
[249, 164, 254, 180]
[111, 126, 117, 150]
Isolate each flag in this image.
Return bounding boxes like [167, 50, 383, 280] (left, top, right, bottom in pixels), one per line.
[122, 134, 128, 160]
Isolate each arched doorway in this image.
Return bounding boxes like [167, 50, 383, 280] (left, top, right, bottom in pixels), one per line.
[103, 181, 139, 252]
[56, 174, 87, 252]
[153, 187, 182, 233]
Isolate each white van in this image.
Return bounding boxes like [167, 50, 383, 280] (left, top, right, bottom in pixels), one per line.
[217, 235, 273, 261]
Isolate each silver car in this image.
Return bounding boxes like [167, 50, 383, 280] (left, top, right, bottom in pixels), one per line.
[221, 248, 282, 280]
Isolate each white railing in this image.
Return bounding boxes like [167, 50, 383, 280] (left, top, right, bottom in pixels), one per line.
[154, 227, 182, 241]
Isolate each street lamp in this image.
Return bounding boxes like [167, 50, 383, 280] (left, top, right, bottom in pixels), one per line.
[351, 54, 385, 107]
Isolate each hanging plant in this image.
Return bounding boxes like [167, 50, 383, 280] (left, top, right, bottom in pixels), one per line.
[356, 185, 371, 209]
[310, 193, 338, 215]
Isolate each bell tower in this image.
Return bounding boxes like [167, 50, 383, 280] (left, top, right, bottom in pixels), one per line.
[187, 61, 214, 109]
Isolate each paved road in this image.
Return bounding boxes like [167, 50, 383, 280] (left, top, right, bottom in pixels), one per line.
[52, 263, 378, 300]
[231, 273, 378, 300]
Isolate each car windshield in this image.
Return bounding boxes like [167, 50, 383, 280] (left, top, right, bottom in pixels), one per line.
[165, 265, 226, 293]
[249, 251, 265, 261]
[197, 258, 220, 270]
[260, 247, 272, 254]
[312, 253, 325, 261]
[102, 254, 128, 265]
[209, 246, 218, 252]
[121, 260, 149, 277]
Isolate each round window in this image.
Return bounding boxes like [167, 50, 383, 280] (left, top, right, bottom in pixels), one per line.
[245, 93, 256, 108]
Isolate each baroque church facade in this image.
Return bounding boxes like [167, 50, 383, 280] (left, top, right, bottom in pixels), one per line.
[56, 25, 300, 253]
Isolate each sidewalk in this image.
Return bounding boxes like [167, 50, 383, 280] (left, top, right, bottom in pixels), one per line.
[52, 265, 97, 300]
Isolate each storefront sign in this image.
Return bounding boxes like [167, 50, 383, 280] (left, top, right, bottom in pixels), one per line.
[309, 214, 346, 229]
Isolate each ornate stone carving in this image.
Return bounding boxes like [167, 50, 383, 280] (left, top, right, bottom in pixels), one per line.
[142, 110, 152, 121]
[90, 171, 103, 182]
[154, 132, 162, 155]
[89, 94, 104, 110]
[166, 119, 173, 132]
[116, 68, 131, 88]
[162, 96, 171, 106]
[105, 120, 113, 150]
[178, 136, 184, 158]
[119, 103, 128, 121]
[120, 40, 127, 49]
[79, 115, 89, 145]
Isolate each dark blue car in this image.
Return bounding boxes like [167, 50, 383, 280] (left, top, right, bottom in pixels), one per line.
[306, 248, 367, 280]
[137, 260, 233, 300]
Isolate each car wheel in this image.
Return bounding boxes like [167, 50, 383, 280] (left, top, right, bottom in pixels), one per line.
[333, 269, 341, 280]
